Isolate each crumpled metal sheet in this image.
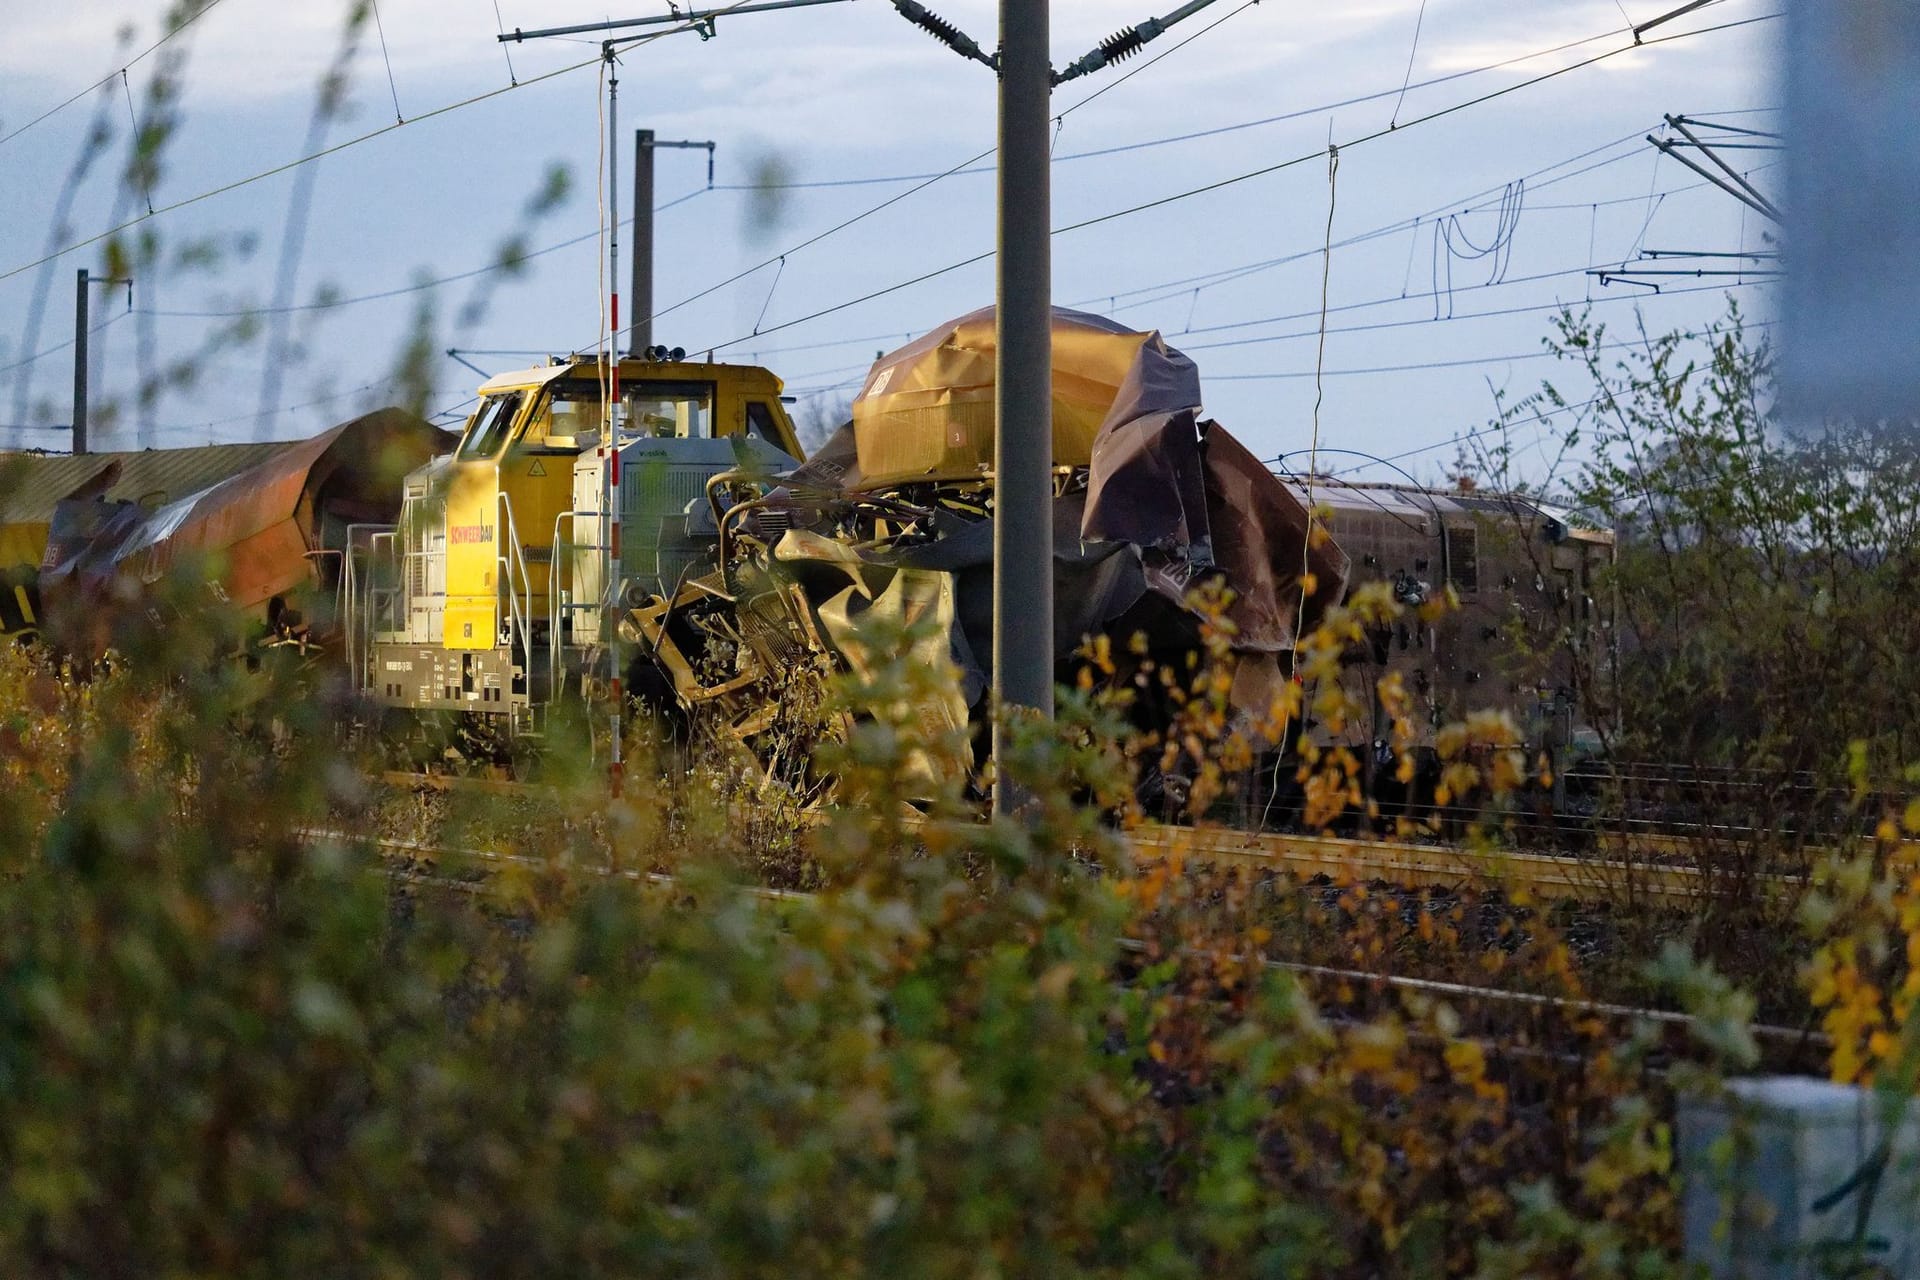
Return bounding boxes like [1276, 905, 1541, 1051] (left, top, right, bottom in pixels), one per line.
[632, 308, 1359, 787]
[39, 500, 146, 599]
[0, 442, 299, 603]
[796, 307, 1348, 664]
[784, 420, 865, 494]
[774, 494, 1148, 712]
[813, 565, 973, 790]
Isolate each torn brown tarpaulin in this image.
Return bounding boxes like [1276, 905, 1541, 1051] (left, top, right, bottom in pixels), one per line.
[1085, 410, 1350, 653]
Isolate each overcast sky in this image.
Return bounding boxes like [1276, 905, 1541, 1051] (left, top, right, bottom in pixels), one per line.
[0, 0, 1779, 484]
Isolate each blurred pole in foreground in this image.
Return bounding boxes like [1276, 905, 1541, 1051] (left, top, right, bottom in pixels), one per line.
[1783, 4, 1920, 423]
[993, 0, 1054, 816]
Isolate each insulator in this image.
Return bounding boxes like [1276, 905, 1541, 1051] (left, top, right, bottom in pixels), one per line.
[913, 8, 964, 46]
[893, 0, 990, 65]
[1099, 26, 1145, 63]
[900, 0, 961, 50]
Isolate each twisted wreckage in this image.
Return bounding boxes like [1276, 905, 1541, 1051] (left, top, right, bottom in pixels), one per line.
[621, 306, 1349, 784]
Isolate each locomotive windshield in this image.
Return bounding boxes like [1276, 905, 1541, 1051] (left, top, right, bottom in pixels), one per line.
[532, 380, 606, 445]
[456, 391, 525, 460]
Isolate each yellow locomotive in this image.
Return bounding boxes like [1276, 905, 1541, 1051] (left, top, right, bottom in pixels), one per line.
[347, 351, 804, 748]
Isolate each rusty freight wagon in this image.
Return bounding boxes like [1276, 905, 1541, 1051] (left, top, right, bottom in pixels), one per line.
[0, 407, 450, 650]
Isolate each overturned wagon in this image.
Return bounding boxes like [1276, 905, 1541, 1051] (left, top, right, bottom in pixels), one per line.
[0, 407, 450, 651]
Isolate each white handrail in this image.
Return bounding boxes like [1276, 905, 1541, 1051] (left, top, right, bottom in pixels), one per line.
[342, 522, 395, 692]
[549, 508, 602, 704]
[366, 530, 399, 689]
[371, 532, 400, 635]
[342, 542, 359, 688]
[497, 554, 528, 687]
[495, 491, 536, 692]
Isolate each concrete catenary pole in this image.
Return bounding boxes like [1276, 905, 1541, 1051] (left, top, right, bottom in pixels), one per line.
[71, 269, 90, 456]
[630, 128, 655, 356]
[992, 0, 1054, 814]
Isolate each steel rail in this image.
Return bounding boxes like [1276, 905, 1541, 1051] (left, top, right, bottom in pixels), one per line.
[369, 770, 1838, 905]
[1127, 823, 1805, 907]
[304, 824, 1823, 1050]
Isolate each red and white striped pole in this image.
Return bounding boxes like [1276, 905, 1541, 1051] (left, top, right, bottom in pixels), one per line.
[608, 292, 624, 797]
[605, 44, 626, 799]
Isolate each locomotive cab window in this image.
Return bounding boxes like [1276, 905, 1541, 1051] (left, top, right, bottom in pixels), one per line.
[625, 381, 715, 440]
[528, 381, 608, 449]
[457, 391, 526, 460]
[745, 400, 785, 447]
[526, 379, 714, 445]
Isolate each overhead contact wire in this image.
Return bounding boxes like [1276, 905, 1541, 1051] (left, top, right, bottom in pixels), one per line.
[602, 147, 994, 348]
[0, 0, 234, 151]
[138, 188, 709, 319]
[706, 10, 1778, 351]
[493, 0, 520, 84]
[120, 70, 154, 215]
[0, 6, 738, 287]
[1211, 318, 1775, 380]
[1053, 11, 1779, 241]
[1300, 142, 1339, 632]
[1389, 0, 1430, 128]
[0, 56, 596, 287]
[651, 0, 1258, 345]
[1180, 276, 1764, 352]
[371, 0, 405, 123]
[1081, 125, 1733, 314]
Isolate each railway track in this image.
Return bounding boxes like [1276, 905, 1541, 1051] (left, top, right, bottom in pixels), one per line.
[378, 769, 553, 798]
[1130, 824, 1808, 907]
[371, 768, 1817, 906]
[304, 824, 1825, 1060]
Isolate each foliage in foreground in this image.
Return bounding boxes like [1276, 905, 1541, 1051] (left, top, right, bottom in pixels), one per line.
[0, 596, 1781, 1280]
[10, 307, 1920, 1275]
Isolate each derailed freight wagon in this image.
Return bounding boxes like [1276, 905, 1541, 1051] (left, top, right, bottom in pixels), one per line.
[0, 407, 450, 652]
[621, 306, 1350, 793]
[1, 440, 290, 639]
